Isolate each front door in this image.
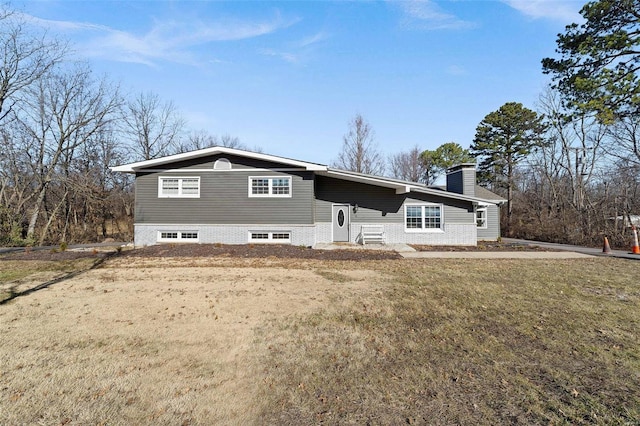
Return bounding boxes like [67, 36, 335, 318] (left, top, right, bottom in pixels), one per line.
[332, 204, 350, 242]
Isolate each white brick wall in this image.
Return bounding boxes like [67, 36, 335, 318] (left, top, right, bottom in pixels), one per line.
[135, 224, 317, 247]
[135, 222, 477, 247]
[315, 222, 476, 245]
[384, 223, 476, 245]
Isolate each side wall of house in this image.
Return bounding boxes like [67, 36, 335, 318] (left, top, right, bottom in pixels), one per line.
[314, 176, 477, 245]
[477, 204, 501, 241]
[133, 154, 316, 246]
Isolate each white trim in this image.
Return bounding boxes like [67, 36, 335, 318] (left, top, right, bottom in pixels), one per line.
[157, 230, 200, 243]
[248, 230, 292, 243]
[136, 168, 306, 173]
[248, 176, 292, 198]
[404, 203, 445, 233]
[158, 176, 200, 198]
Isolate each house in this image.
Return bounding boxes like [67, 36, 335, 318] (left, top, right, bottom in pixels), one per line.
[111, 147, 505, 247]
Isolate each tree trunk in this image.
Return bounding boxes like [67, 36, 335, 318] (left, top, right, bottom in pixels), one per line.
[506, 157, 514, 236]
[26, 183, 48, 241]
[39, 191, 68, 246]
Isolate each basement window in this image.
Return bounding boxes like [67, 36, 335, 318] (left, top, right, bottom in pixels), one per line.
[158, 231, 199, 242]
[248, 231, 291, 243]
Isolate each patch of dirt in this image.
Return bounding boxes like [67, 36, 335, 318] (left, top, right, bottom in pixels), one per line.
[411, 241, 556, 252]
[1, 241, 560, 263]
[120, 244, 401, 261]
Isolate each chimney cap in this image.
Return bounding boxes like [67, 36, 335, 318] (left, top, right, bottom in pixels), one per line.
[446, 163, 476, 174]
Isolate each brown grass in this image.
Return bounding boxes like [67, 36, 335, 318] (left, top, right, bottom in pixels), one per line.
[1, 256, 638, 425]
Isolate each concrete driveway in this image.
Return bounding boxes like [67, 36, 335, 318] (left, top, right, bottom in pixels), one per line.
[502, 238, 640, 261]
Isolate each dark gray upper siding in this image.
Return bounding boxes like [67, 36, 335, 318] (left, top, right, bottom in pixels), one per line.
[145, 153, 314, 171]
[314, 176, 474, 223]
[134, 169, 315, 224]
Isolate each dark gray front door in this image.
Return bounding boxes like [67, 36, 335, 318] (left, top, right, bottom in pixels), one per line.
[332, 204, 349, 242]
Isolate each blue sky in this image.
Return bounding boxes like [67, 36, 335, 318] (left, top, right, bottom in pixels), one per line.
[16, 0, 585, 165]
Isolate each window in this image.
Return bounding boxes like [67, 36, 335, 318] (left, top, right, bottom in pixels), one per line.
[476, 206, 488, 229]
[158, 177, 200, 198]
[214, 158, 232, 170]
[248, 231, 291, 243]
[248, 176, 292, 197]
[404, 204, 443, 231]
[158, 231, 199, 242]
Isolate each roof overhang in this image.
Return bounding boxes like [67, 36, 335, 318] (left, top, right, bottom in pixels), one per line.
[320, 169, 413, 194]
[110, 146, 328, 173]
[320, 168, 497, 204]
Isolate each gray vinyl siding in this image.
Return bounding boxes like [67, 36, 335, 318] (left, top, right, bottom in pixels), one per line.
[477, 204, 501, 240]
[134, 169, 314, 224]
[314, 176, 474, 224]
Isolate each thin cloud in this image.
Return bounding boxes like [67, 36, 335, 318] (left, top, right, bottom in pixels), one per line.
[501, 0, 584, 23]
[395, 0, 476, 30]
[260, 31, 329, 65]
[297, 31, 329, 48]
[20, 12, 298, 66]
[259, 48, 300, 64]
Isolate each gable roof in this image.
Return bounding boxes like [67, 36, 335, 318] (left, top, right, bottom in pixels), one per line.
[112, 147, 501, 205]
[110, 146, 327, 173]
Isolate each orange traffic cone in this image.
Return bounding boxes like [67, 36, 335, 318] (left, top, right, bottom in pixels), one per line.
[632, 226, 640, 254]
[602, 236, 611, 254]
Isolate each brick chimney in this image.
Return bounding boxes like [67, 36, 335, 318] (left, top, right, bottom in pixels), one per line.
[446, 163, 476, 197]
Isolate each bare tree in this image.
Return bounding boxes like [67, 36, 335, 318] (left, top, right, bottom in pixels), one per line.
[178, 130, 247, 152]
[389, 146, 428, 183]
[333, 114, 385, 175]
[606, 115, 640, 166]
[16, 64, 121, 243]
[68, 126, 133, 241]
[123, 92, 186, 160]
[0, 121, 37, 244]
[0, 6, 67, 122]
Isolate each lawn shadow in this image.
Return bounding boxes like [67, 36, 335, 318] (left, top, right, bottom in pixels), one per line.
[0, 252, 118, 305]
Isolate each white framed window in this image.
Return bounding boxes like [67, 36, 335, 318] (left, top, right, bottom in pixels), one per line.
[476, 205, 488, 229]
[248, 176, 292, 197]
[158, 177, 200, 198]
[158, 231, 199, 242]
[248, 231, 291, 243]
[404, 204, 443, 232]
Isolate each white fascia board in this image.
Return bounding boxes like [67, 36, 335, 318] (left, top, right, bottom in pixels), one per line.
[395, 185, 411, 194]
[110, 147, 327, 173]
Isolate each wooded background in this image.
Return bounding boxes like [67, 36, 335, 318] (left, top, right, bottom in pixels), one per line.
[1, 1, 639, 248]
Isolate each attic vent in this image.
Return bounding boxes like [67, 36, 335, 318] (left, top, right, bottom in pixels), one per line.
[214, 158, 231, 170]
